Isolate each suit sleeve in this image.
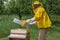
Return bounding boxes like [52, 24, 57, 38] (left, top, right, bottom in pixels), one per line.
[34, 9, 43, 21]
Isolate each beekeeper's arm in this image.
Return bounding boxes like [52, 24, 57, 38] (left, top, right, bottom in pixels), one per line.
[20, 17, 36, 27]
[26, 17, 36, 25]
[13, 18, 36, 27]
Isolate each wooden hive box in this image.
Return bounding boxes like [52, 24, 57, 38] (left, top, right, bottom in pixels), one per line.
[8, 29, 30, 40]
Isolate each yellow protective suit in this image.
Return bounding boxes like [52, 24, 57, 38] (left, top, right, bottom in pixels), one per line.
[32, 1, 52, 28]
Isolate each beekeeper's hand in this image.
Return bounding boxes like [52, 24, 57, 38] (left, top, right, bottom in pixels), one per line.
[26, 17, 35, 24]
[21, 20, 27, 27]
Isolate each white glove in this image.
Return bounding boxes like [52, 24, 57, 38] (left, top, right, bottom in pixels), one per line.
[29, 21, 36, 25]
[26, 17, 36, 25]
[30, 17, 35, 22]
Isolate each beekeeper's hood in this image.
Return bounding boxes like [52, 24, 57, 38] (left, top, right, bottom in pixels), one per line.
[32, 1, 43, 9]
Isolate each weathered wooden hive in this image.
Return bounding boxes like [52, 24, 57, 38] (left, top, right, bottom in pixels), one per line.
[8, 29, 30, 40]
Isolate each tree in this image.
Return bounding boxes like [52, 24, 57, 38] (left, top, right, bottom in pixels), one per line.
[0, 0, 5, 15]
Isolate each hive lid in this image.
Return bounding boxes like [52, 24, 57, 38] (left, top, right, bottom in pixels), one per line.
[10, 29, 30, 35]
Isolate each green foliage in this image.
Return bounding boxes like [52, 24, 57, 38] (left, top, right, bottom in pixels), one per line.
[0, 0, 5, 15]
[42, 0, 60, 15]
[0, 0, 60, 15]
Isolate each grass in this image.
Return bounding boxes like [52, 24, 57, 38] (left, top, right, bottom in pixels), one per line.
[0, 14, 60, 40]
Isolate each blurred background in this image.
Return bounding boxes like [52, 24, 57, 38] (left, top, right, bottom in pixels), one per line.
[0, 0, 60, 40]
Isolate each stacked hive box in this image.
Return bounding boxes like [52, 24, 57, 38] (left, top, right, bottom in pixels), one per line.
[8, 29, 30, 40]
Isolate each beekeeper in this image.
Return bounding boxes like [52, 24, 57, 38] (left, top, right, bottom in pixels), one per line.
[21, 1, 52, 40]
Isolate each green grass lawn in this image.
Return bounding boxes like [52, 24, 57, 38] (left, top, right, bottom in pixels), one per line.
[0, 14, 60, 40]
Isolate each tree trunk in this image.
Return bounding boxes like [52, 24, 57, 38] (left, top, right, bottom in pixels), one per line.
[18, 13, 22, 20]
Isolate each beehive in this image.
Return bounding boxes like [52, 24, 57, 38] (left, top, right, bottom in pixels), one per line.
[8, 29, 30, 40]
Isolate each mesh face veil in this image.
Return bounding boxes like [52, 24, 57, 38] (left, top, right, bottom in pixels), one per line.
[33, 4, 41, 9]
[32, 1, 42, 9]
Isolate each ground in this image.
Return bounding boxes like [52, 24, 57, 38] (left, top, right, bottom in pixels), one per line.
[0, 14, 60, 40]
